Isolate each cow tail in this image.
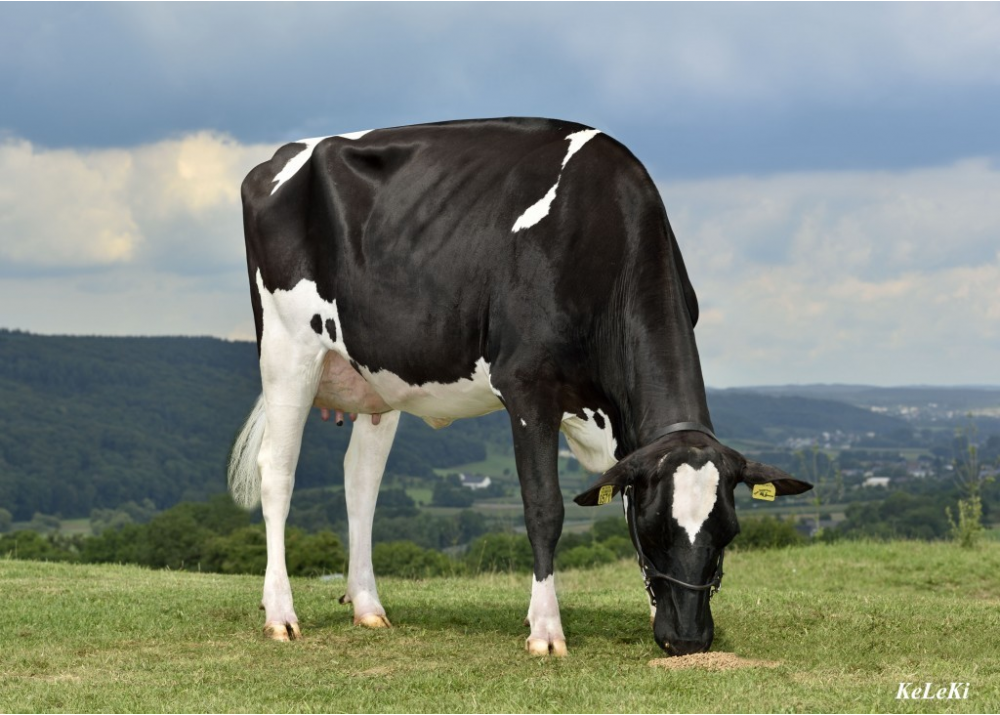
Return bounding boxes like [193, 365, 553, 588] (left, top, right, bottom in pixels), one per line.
[228, 394, 266, 509]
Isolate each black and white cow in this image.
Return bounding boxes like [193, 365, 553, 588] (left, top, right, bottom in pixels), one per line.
[228, 117, 811, 656]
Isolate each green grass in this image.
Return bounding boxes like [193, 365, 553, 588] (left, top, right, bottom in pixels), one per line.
[2, 541, 999, 712]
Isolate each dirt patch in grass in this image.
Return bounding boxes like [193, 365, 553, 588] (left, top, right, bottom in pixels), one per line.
[648, 652, 781, 671]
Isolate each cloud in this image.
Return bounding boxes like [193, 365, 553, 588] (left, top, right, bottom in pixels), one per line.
[0, 133, 274, 276]
[3, 4, 1000, 172]
[660, 160, 1000, 385]
[0, 140, 139, 268]
[558, 4, 1000, 107]
[1, 130, 998, 386]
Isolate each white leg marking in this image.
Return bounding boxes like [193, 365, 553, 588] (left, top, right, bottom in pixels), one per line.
[512, 128, 602, 232]
[526, 575, 567, 656]
[255, 273, 335, 638]
[671, 461, 721, 545]
[257, 345, 325, 637]
[344, 410, 400, 628]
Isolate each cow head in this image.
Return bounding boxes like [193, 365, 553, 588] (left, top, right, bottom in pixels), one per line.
[573, 432, 811, 656]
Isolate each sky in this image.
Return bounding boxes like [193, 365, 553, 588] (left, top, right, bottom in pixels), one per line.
[1, 3, 998, 388]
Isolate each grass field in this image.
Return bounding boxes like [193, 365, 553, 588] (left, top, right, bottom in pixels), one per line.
[2, 540, 999, 713]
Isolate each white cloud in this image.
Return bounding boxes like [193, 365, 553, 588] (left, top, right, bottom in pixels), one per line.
[1, 131, 998, 387]
[0, 133, 274, 274]
[660, 160, 1000, 386]
[0, 140, 139, 267]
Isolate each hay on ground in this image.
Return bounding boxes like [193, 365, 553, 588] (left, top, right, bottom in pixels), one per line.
[648, 652, 780, 671]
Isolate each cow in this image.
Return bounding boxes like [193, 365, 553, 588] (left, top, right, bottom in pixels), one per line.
[228, 117, 812, 657]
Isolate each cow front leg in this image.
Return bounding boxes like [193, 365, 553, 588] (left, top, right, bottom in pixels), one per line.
[504, 396, 567, 656]
[341, 410, 400, 628]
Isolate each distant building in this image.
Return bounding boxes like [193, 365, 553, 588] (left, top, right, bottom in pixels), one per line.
[863, 476, 891, 488]
[459, 474, 492, 490]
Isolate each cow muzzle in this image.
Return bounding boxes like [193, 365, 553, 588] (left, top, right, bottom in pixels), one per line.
[653, 594, 715, 656]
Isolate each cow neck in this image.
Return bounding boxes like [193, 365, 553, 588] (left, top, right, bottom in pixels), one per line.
[614, 292, 714, 453]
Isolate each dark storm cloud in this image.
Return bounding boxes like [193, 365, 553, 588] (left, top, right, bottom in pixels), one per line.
[3, 4, 999, 178]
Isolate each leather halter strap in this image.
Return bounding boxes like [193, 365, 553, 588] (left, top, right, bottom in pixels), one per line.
[624, 485, 725, 599]
[648, 421, 717, 443]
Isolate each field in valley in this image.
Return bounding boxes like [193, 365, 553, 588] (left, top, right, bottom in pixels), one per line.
[2, 540, 999, 713]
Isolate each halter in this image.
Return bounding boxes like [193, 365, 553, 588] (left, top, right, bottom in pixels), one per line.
[623, 421, 725, 603]
[624, 486, 725, 602]
[648, 421, 718, 442]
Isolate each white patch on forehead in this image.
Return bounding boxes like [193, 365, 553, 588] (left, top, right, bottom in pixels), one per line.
[511, 128, 602, 232]
[270, 130, 372, 196]
[671, 461, 720, 545]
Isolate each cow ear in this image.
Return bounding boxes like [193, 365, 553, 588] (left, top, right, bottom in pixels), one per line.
[741, 460, 813, 496]
[573, 459, 635, 507]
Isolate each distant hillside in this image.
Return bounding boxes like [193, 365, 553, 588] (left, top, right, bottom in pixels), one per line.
[0, 330, 496, 520]
[707, 389, 909, 440]
[1, 330, 913, 520]
[737, 384, 1000, 411]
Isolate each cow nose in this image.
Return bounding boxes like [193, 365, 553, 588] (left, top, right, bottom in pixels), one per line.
[665, 638, 712, 656]
[654, 632, 712, 656]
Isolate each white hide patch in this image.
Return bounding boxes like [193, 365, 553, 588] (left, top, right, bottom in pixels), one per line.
[256, 271, 344, 354]
[269, 130, 372, 196]
[254, 273, 505, 423]
[560, 407, 617, 473]
[511, 128, 601, 232]
[671, 462, 721, 545]
[355, 356, 505, 422]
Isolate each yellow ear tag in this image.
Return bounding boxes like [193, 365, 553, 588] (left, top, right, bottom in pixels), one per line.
[752, 483, 776, 501]
[597, 485, 614, 506]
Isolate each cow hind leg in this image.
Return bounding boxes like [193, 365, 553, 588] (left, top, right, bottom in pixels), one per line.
[257, 338, 326, 641]
[340, 409, 400, 628]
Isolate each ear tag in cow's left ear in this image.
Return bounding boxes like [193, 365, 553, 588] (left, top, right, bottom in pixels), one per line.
[597, 485, 614, 506]
[752, 483, 776, 501]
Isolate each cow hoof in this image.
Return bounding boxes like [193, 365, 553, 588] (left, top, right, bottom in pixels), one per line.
[263, 622, 301, 641]
[355, 613, 392, 628]
[526, 637, 568, 657]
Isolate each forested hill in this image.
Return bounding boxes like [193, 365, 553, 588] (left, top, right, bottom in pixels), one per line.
[0, 330, 497, 520]
[0, 330, 908, 520]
